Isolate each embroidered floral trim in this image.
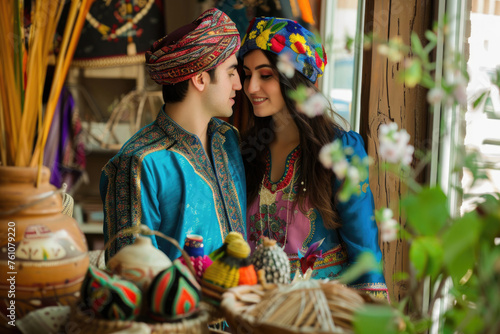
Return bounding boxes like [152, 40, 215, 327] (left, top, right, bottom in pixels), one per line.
[262, 146, 300, 193]
[349, 283, 389, 300]
[288, 244, 348, 275]
[300, 208, 317, 251]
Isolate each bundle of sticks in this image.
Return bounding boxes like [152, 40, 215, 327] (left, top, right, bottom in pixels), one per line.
[221, 280, 377, 333]
[0, 0, 93, 184]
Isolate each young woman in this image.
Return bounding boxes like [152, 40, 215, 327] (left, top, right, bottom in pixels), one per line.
[239, 17, 388, 299]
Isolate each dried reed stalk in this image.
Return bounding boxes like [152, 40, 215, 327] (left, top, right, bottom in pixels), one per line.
[0, 1, 22, 165]
[0, 0, 93, 176]
[15, 0, 64, 166]
[29, 0, 82, 169]
[292, 294, 314, 327]
[31, 0, 94, 178]
[0, 102, 7, 166]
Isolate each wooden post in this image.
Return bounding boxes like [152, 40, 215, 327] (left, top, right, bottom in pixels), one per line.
[360, 0, 434, 302]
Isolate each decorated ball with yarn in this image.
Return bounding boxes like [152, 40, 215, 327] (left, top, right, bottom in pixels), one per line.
[251, 237, 291, 284]
[203, 238, 250, 289]
[80, 266, 142, 320]
[224, 231, 244, 245]
[227, 238, 250, 259]
[209, 231, 244, 261]
[147, 259, 201, 320]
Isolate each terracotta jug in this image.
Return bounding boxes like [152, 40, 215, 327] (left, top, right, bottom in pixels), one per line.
[0, 166, 89, 327]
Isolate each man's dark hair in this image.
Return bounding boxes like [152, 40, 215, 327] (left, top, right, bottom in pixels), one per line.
[162, 67, 217, 103]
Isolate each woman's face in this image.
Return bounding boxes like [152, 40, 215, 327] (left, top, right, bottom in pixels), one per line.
[243, 50, 287, 118]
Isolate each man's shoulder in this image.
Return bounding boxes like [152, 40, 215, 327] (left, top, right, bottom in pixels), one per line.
[213, 118, 240, 140]
[106, 122, 175, 169]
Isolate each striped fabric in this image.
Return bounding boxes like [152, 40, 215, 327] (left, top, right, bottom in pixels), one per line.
[145, 8, 240, 85]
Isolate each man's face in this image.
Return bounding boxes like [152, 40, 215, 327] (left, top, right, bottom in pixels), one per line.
[204, 54, 242, 118]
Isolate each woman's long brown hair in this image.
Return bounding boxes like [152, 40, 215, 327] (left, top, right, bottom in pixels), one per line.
[241, 51, 347, 229]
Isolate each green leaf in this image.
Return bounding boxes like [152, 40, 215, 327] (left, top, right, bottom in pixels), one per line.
[402, 187, 449, 235]
[477, 193, 500, 216]
[473, 91, 488, 109]
[414, 317, 433, 332]
[410, 240, 427, 278]
[393, 271, 409, 282]
[287, 84, 309, 102]
[479, 243, 500, 281]
[420, 72, 436, 89]
[411, 32, 425, 58]
[461, 151, 489, 188]
[270, 22, 286, 33]
[409, 236, 444, 279]
[444, 308, 484, 334]
[442, 212, 481, 280]
[403, 59, 422, 88]
[264, 17, 275, 30]
[425, 30, 437, 43]
[338, 178, 360, 203]
[492, 67, 500, 88]
[346, 36, 354, 52]
[338, 252, 381, 285]
[353, 305, 398, 334]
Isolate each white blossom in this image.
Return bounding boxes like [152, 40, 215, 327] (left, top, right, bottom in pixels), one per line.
[379, 123, 415, 166]
[319, 142, 336, 169]
[332, 159, 349, 180]
[277, 53, 295, 78]
[381, 208, 393, 221]
[377, 44, 403, 62]
[380, 217, 399, 242]
[378, 208, 398, 242]
[448, 72, 468, 106]
[319, 141, 349, 180]
[347, 166, 360, 184]
[297, 92, 329, 117]
[453, 82, 467, 106]
[427, 87, 445, 105]
[379, 122, 398, 137]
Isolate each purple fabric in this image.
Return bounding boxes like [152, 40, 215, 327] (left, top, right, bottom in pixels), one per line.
[43, 87, 82, 190]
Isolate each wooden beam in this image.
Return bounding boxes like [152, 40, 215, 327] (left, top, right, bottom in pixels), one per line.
[360, 0, 434, 302]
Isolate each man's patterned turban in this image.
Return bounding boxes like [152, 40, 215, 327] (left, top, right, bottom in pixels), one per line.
[145, 8, 240, 85]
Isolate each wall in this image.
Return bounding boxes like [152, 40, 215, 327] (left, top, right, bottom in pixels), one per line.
[165, 0, 203, 33]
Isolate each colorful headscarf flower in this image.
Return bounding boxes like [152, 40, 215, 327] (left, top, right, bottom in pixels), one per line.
[239, 16, 327, 83]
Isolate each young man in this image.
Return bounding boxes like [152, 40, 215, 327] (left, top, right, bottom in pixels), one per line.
[100, 8, 246, 261]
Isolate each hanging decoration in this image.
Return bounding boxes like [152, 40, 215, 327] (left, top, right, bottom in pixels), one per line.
[72, 0, 165, 67]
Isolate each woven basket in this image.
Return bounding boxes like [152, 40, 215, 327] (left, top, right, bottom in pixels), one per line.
[61, 192, 74, 217]
[220, 281, 384, 334]
[201, 266, 267, 325]
[70, 306, 210, 334]
[200, 300, 225, 324]
[70, 225, 210, 333]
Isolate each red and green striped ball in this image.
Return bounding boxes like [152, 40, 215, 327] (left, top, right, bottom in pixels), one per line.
[80, 266, 142, 320]
[148, 259, 201, 320]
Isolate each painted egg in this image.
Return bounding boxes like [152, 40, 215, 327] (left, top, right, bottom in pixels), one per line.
[80, 266, 142, 320]
[148, 259, 201, 320]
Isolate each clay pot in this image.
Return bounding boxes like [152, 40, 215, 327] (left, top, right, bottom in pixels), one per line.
[0, 166, 89, 326]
